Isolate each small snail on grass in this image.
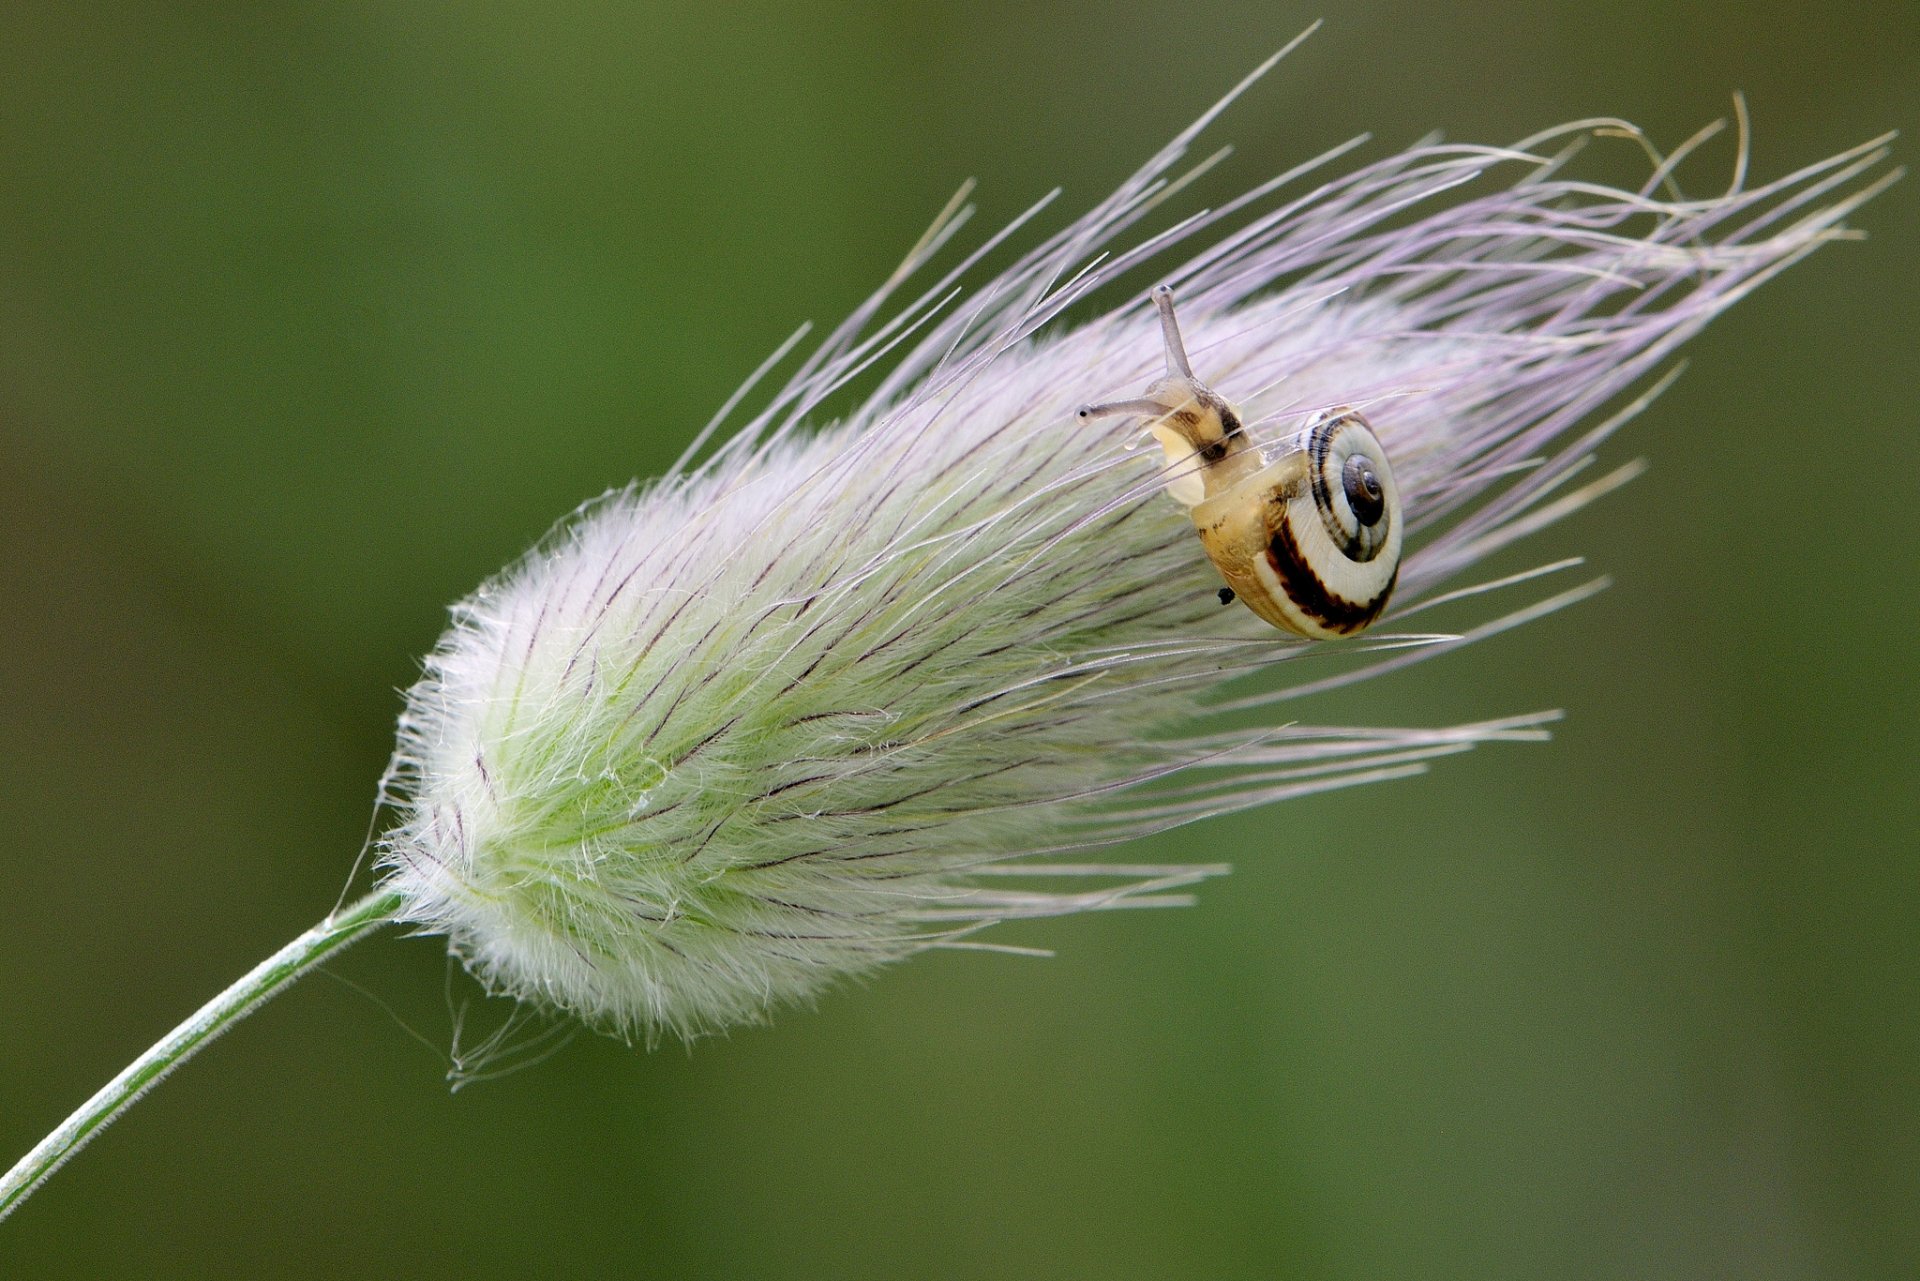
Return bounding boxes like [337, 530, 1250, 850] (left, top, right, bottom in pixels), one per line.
[1079, 286, 1402, 638]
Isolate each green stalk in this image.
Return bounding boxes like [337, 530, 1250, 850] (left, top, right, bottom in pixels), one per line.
[0, 889, 403, 1223]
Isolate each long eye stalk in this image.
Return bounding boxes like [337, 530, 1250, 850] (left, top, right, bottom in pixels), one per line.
[1152, 284, 1196, 379]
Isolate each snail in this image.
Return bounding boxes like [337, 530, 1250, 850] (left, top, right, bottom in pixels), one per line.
[1077, 286, 1402, 639]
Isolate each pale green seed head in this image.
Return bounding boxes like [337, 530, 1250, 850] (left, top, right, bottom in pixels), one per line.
[377, 91, 1893, 1040]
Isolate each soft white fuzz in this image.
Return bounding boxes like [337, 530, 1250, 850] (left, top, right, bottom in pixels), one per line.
[378, 65, 1894, 1039]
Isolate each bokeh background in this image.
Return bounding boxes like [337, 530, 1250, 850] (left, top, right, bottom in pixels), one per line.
[2, 3, 1912, 1278]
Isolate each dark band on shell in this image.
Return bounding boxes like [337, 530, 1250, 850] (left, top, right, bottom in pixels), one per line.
[1306, 412, 1394, 564]
[1265, 516, 1398, 635]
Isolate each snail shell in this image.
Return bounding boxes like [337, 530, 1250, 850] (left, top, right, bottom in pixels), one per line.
[1189, 411, 1401, 638]
[1078, 286, 1403, 639]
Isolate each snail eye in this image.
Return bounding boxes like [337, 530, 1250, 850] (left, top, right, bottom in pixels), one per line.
[1342, 454, 1386, 527]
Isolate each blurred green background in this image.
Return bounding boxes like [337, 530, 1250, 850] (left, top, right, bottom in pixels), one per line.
[1, 3, 1913, 1278]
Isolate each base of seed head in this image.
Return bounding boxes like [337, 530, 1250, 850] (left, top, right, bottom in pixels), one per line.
[1079, 286, 1403, 639]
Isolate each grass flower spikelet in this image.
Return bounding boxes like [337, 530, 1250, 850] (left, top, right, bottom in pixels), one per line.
[377, 70, 1895, 1040]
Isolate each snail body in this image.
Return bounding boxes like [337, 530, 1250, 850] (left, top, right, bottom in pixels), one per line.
[1078, 287, 1402, 639]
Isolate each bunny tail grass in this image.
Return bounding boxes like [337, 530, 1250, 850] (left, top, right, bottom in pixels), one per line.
[0, 889, 403, 1223]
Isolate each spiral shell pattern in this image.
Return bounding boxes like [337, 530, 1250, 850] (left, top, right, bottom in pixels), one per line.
[1251, 411, 1402, 638]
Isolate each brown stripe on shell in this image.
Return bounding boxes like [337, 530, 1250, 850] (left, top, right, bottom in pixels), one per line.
[1306, 413, 1380, 561]
[1265, 520, 1396, 635]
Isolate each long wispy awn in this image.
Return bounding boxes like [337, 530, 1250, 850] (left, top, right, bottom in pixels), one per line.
[0, 34, 1896, 1221]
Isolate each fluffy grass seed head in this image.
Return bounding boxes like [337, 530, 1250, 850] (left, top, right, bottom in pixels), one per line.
[376, 64, 1895, 1041]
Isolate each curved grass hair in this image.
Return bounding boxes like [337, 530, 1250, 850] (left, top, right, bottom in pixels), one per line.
[0, 40, 1896, 1222]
